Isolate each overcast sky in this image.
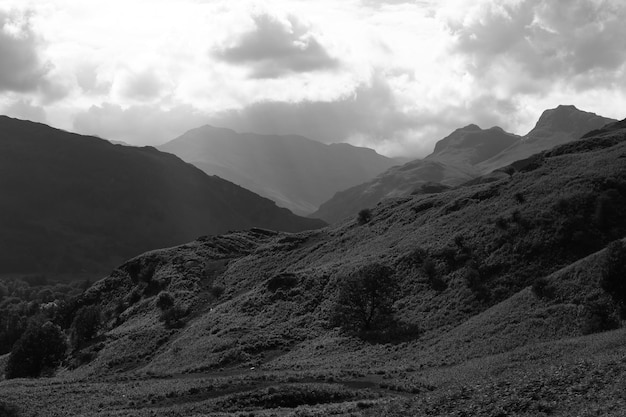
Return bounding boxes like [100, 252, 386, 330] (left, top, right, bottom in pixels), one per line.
[0, 0, 624, 157]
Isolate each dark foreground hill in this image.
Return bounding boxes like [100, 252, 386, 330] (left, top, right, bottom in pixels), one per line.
[314, 105, 615, 224]
[159, 126, 398, 215]
[2, 117, 624, 416]
[0, 116, 324, 275]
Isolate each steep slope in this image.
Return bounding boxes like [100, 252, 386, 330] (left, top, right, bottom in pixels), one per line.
[312, 124, 518, 224]
[159, 126, 398, 215]
[70, 120, 626, 379]
[0, 116, 325, 275]
[478, 104, 616, 173]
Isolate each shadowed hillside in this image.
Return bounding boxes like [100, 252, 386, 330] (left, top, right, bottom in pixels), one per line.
[0, 116, 325, 275]
[159, 126, 399, 215]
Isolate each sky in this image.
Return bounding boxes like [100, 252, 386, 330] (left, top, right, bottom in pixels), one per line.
[0, 0, 624, 157]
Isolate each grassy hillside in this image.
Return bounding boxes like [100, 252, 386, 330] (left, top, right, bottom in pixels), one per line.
[1, 120, 625, 416]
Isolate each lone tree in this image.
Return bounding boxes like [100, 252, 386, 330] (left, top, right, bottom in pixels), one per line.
[5, 321, 67, 379]
[332, 263, 399, 333]
[70, 305, 101, 349]
[601, 239, 626, 317]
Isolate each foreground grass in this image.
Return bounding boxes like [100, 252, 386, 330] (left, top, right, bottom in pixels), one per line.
[1, 327, 625, 416]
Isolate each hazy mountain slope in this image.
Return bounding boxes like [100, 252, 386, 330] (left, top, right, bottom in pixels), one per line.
[312, 159, 475, 224]
[71, 121, 626, 379]
[478, 104, 616, 173]
[0, 116, 325, 275]
[159, 126, 398, 215]
[313, 106, 615, 224]
[312, 124, 518, 224]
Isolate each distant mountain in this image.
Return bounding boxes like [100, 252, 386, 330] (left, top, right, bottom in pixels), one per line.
[477, 105, 616, 173]
[0, 116, 325, 275]
[314, 106, 615, 224]
[427, 124, 520, 166]
[313, 124, 519, 224]
[159, 126, 399, 215]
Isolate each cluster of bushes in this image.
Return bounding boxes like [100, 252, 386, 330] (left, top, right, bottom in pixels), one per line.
[0, 276, 105, 379]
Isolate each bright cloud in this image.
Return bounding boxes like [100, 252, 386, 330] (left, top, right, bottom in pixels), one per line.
[0, 0, 624, 157]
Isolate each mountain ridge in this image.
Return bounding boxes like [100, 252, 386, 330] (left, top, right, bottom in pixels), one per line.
[313, 105, 617, 224]
[159, 126, 399, 215]
[0, 116, 325, 275]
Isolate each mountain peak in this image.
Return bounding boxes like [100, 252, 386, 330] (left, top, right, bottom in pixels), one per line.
[526, 105, 616, 142]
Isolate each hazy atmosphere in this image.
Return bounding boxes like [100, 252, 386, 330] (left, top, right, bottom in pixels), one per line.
[1, 0, 625, 156]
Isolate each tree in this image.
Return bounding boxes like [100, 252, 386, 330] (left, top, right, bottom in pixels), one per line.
[601, 239, 626, 317]
[5, 320, 67, 379]
[332, 263, 399, 333]
[70, 305, 101, 349]
[357, 209, 372, 225]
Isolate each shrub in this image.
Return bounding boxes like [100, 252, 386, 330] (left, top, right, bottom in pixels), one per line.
[160, 305, 188, 329]
[156, 291, 175, 311]
[331, 263, 399, 333]
[267, 273, 298, 292]
[70, 305, 101, 349]
[0, 401, 19, 417]
[601, 240, 626, 317]
[581, 299, 620, 335]
[357, 209, 372, 225]
[210, 285, 225, 299]
[532, 277, 555, 299]
[5, 321, 67, 379]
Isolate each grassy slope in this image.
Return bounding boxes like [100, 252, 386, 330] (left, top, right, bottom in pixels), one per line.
[1, 124, 626, 416]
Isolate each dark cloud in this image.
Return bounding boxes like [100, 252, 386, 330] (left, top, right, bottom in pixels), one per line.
[445, 0, 626, 90]
[0, 10, 49, 92]
[119, 69, 165, 101]
[73, 103, 208, 145]
[213, 14, 339, 79]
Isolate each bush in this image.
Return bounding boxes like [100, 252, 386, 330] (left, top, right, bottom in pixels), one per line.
[5, 321, 67, 379]
[601, 240, 626, 317]
[532, 277, 555, 299]
[160, 305, 188, 329]
[0, 401, 19, 417]
[70, 305, 101, 349]
[156, 291, 175, 310]
[267, 273, 298, 292]
[581, 299, 620, 335]
[357, 209, 372, 225]
[331, 263, 399, 333]
[210, 285, 225, 299]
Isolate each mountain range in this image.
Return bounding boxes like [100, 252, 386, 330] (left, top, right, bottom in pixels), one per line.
[159, 126, 399, 215]
[4, 116, 624, 416]
[0, 116, 324, 275]
[313, 105, 616, 224]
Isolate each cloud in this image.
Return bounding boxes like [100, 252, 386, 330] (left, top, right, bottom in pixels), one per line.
[72, 103, 208, 145]
[443, 0, 626, 92]
[117, 68, 167, 101]
[213, 13, 339, 79]
[206, 74, 417, 143]
[3, 99, 46, 123]
[0, 10, 50, 92]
